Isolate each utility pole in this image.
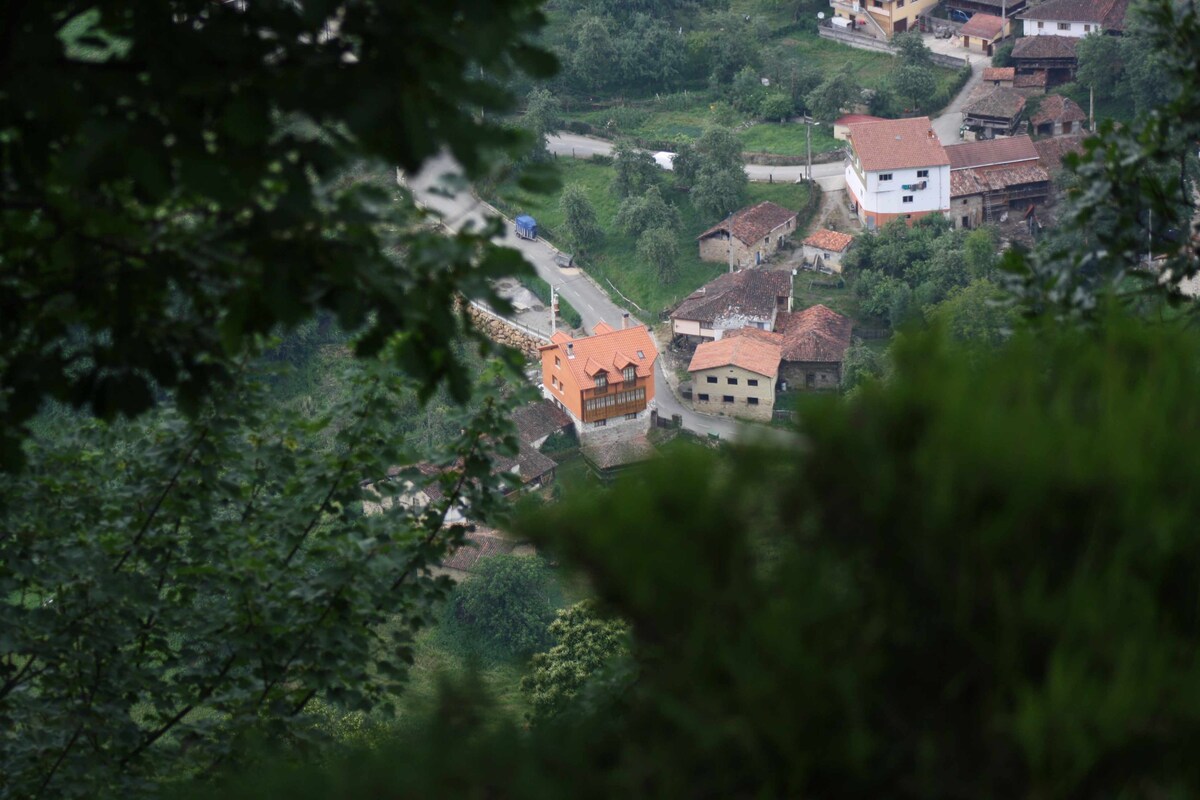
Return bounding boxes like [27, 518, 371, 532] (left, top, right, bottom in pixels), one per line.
[805, 116, 813, 183]
[1089, 85, 1095, 131]
[550, 283, 557, 333]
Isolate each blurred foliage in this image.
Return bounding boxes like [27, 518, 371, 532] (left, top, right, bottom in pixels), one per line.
[522, 601, 630, 723]
[443, 555, 565, 660]
[210, 313, 1200, 798]
[0, 0, 555, 469]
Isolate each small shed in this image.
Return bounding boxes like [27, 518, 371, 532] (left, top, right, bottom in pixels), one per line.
[982, 67, 1015, 88]
[801, 229, 855, 273]
[962, 86, 1027, 138]
[958, 13, 1009, 55]
[1029, 94, 1087, 138]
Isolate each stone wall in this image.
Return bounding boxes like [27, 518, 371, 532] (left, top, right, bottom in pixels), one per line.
[465, 302, 547, 361]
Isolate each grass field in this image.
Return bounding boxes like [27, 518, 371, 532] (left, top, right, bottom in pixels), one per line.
[738, 121, 842, 156]
[492, 159, 816, 314]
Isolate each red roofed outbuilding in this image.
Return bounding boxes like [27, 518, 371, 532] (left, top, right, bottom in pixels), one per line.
[697, 201, 798, 268]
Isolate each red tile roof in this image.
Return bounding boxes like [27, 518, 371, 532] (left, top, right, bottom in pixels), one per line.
[846, 117, 949, 172]
[1030, 94, 1087, 126]
[539, 322, 658, 390]
[698, 201, 798, 246]
[959, 12, 1006, 39]
[835, 114, 885, 126]
[983, 67, 1016, 82]
[1020, 0, 1128, 28]
[773, 304, 854, 363]
[688, 335, 783, 378]
[802, 228, 854, 253]
[949, 164, 1050, 197]
[1033, 134, 1086, 171]
[964, 87, 1027, 120]
[670, 269, 792, 326]
[945, 134, 1040, 169]
[1013, 71, 1049, 89]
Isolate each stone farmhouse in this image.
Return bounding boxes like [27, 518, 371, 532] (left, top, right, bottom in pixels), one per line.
[801, 229, 855, 273]
[669, 269, 793, 344]
[688, 335, 782, 422]
[1029, 94, 1087, 137]
[945, 135, 1050, 228]
[697, 201, 798, 268]
[720, 304, 855, 390]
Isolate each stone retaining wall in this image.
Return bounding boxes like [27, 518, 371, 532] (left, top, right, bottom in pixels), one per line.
[465, 302, 547, 361]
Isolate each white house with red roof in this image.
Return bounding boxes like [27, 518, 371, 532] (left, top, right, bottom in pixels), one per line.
[844, 116, 951, 230]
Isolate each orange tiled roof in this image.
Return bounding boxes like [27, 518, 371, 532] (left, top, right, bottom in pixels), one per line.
[959, 12, 1006, 39]
[846, 117, 949, 173]
[697, 201, 798, 246]
[983, 67, 1016, 82]
[945, 135, 1039, 170]
[802, 228, 854, 253]
[539, 321, 658, 389]
[688, 334, 782, 378]
[1030, 94, 1087, 126]
[773, 305, 854, 363]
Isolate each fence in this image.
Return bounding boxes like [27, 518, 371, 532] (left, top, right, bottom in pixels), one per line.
[855, 327, 891, 341]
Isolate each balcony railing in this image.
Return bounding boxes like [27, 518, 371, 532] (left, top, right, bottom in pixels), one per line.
[581, 377, 647, 402]
[581, 399, 647, 424]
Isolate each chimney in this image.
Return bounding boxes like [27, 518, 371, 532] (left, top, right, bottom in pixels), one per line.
[622, 313, 630, 329]
[567, 342, 575, 359]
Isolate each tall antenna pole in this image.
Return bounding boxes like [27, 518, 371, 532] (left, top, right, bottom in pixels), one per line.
[550, 284, 557, 333]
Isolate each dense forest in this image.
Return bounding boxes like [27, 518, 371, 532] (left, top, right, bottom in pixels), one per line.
[3, 0, 1200, 798]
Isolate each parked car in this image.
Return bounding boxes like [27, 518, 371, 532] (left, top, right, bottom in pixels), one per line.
[948, 8, 972, 22]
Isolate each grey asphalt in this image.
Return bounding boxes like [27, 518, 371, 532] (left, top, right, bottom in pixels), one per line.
[407, 154, 750, 442]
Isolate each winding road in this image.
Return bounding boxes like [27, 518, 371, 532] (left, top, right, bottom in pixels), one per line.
[407, 54, 984, 441]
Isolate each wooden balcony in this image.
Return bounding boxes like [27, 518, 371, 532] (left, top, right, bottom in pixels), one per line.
[580, 377, 650, 423]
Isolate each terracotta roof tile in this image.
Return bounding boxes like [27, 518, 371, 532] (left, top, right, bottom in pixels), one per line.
[773, 305, 853, 363]
[1030, 94, 1087, 126]
[983, 67, 1016, 81]
[1013, 70, 1049, 89]
[698, 201, 798, 246]
[670, 269, 791, 326]
[964, 87, 1027, 120]
[511, 400, 572, 444]
[802, 228, 855, 252]
[688, 335, 782, 378]
[950, 168, 988, 197]
[539, 322, 658, 392]
[1019, 0, 1126, 25]
[945, 135, 1039, 169]
[834, 114, 885, 126]
[949, 164, 1049, 197]
[846, 117, 949, 172]
[1033, 134, 1086, 171]
[959, 12, 1006, 38]
[1012, 35, 1078, 60]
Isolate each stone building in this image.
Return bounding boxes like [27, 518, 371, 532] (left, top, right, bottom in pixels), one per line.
[962, 86, 1027, 138]
[669, 269, 793, 344]
[944, 135, 1051, 228]
[1029, 94, 1087, 137]
[688, 336, 781, 422]
[696, 201, 798, 268]
[723, 304, 854, 390]
[801, 229, 855, 273]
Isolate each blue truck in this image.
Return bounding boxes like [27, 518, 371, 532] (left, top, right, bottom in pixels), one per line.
[514, 215, 538, 240]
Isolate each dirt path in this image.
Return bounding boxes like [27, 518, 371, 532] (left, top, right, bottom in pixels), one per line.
[809, 188, 860, 236]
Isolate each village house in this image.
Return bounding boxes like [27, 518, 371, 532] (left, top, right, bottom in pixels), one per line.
[1011, 35, 1079, 87]
[828, 0, 939, 39]
[845, 116, 950, 230]
[669, 269, 792, 344]
[982, 66, 1016, 88]
[696, 201, 798, 268]
[540, 320, 658, 434]
[1013, 70, 1049, 95]
[962, 86, 1027, 138]
[723, 304, 855, 390]
[801, 229, 855, 273]
[1029, 94, 1087, 137]
[944, 135, 1050, 228]
[1017, 0, 1130, 38]
[957, 12, 1010, 55]
[688, 335, 781, 422]
[436, 525, 538, 579]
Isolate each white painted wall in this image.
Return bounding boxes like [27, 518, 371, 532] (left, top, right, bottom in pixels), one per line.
[848, 163, 950, 215]
[1023, 18, 1101, 37]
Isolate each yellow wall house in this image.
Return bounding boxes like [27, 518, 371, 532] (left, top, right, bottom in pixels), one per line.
[830, 0, 940, 38]
[688, 336, 782, 423]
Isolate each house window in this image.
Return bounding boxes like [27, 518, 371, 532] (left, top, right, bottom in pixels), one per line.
[823, 252, 830, 259]
[903, 195, 914, 203]
[1037, 20, 1044, 28]
[1084, 23, 1091, 31]
[595, 373, 607, 389]
[748, 379, 759, 387]
[623, 365, 636, 383]
[555, 356, 560, 368]
[551, 376, 557, 388]
[723, 395, 735, 403]
[698, 393, 710, 402]
[727, 377, 738, 385]
[625, 412, 638, 420]
[706, 376, 718, 384]
[637, 350, 645, 358]
[593, 419, 607, 428]
[897, 0, 905, 6]
[748, 397, 760, 405]
[879, 173, 893, 181]
[1057, 22, 1070, 29]
[917, 169, 929, 178]
[872, 0, 882, 6]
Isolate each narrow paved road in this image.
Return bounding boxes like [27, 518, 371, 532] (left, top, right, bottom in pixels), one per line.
[548, 133, 847, 191]
[408, 153, 751, 442]
[929, 52, 986, 145]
